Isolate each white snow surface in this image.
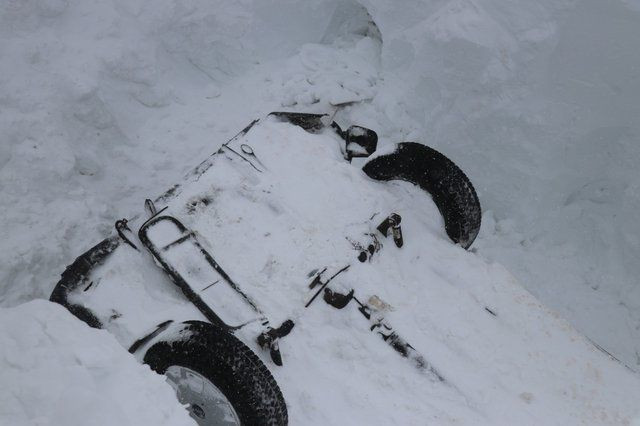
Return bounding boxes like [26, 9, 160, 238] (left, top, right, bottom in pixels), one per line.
[0, 300, 194, 425]
[1, 0, 640, 425]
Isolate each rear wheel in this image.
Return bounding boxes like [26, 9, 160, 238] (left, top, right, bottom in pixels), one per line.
[144, 321, 288, 426]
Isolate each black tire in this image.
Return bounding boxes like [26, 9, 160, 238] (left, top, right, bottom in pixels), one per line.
[50, 236, 121, 329]
[144, 321, 287, 426]
[363, 142, 481, 249]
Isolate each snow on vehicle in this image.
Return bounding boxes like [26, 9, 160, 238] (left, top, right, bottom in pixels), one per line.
[50, 112, 481, 425]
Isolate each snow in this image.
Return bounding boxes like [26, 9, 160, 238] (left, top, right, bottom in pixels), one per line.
[0, 300, 194, 425]
[1, 0, 640, 425]
[358, 0, 640, 369]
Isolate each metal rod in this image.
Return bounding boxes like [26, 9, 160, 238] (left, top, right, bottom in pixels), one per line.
[305, 265, 350, 308]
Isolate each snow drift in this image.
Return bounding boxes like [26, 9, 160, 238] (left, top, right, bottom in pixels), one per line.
[1, 0, 640, 424]
[0, 300, 194, 425]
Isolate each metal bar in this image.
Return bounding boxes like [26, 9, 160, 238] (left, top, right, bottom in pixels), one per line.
[305, 265, 350, 308]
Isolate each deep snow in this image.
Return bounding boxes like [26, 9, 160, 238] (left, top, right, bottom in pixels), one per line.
[0, 300, 194, 425]
[1, 0, 640, 424]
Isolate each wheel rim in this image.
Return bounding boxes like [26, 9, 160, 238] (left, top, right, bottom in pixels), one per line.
[165, 365, 241, 426]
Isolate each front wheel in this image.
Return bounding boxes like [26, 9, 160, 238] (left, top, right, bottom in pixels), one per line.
[144, 321, 288, 426]
[363, 142, 481, 249]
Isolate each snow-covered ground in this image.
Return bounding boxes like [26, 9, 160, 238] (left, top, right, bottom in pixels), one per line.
[0, 300, 194, 425]
[1, 0, 640, 424]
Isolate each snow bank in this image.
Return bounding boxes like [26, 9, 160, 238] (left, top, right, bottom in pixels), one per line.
[354, 0, 640, 368]
[1, 0, 640, 424]
[0, 300, 193, 426]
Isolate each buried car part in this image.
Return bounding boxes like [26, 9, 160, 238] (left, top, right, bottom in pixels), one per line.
[138, 211, 294, 366]
[363, 142, 481, 249]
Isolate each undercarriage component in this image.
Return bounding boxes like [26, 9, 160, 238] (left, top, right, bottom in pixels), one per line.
[269, 111, 378, 161]
[344, 125, 378, 161]
[321, 289, 444, 381]
[50, 236, 121, 329]
[268, 111, 331, 132]
[115, 218, 138, 251]
[257, 320, 296, 366]
[138, 213, 294, 366]
[376, 213, 403, 248]
[128, 320, 174, 354]
[305, 265, 351, 308]
[138, 215, 263, 330]
[323, 288, 354, 309]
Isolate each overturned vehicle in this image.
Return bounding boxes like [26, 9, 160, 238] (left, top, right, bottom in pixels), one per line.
[50, 112, 481, 425]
